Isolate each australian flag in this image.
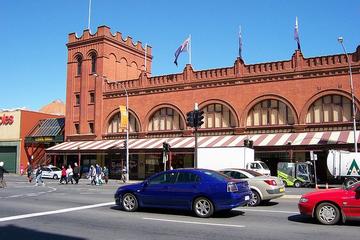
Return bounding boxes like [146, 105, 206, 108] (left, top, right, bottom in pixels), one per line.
[174, 37, 190, 66]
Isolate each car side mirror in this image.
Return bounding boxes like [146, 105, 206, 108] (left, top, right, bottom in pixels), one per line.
[355, 187, 360, 194]
[143, 180, 149, 187]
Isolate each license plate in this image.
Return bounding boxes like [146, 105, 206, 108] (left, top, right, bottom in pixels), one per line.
[279, 188, 284, 192]
[245, 195, 250, 201]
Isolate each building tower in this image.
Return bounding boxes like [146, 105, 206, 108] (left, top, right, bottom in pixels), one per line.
[65, 26, 152, 141]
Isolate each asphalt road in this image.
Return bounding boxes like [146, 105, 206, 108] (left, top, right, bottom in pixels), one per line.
[0, 175, 358, 240]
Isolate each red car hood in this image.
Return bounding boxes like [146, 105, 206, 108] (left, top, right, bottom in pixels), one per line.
[302, 188, 345, 198]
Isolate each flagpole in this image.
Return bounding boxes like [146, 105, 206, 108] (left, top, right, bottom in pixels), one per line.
[88, 0, 92, 31]
[189, 34, 192, 65]
[144, 43, 147, 73]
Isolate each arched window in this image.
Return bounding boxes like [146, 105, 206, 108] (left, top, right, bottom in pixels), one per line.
[76, 55, 82, 75]
[201, 103, 236, 128]
[90, 52, 97, 73]
[148, 107, 184, 131]
[306, 95, 358, 123]
[107, 112, 139, 133]
[246, 99, 294, 126]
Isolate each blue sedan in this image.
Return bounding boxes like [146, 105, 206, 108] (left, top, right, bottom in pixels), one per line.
[114, 168, 252, 217]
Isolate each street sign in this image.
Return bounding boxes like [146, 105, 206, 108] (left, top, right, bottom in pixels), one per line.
[310, 151, 314, 160]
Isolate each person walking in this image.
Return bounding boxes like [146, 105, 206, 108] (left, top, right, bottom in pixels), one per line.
[59, 165, 67, 184]
[73, 162, 80, 184]
[89, 165, 96, 185]
[66, 165, 74, 184]
[35, 165, 45, 186]
[0, 161, 8, 188]
[102, 166, 109, 184]
[121, 166, 127, 183]
[26, 162, 33, 183]
[95, 164, 102, 185]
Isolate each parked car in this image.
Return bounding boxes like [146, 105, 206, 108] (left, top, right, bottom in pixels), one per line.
[298, 181, 360, 225]
[219, 169, 285, 206]
[34, 165, 62, 179]
[114, 168, 252, 218]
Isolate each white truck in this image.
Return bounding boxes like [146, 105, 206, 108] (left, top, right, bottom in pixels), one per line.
[197, 147, 271, 175]
[327, 150, 360, 186]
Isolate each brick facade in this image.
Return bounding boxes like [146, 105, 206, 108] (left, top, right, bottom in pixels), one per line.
[65, 26, 360, 142]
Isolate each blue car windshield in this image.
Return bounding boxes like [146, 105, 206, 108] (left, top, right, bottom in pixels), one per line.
[203, 170, 231, 181]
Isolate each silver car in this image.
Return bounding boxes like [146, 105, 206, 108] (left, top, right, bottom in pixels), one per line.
[220, 169, 285, 206]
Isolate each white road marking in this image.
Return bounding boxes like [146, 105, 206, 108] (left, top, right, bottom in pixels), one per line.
[235, 208, 298, 214]
[0, 202, 114, 223]
[143, 217, 245, 228]
[0, 187, 56, 199]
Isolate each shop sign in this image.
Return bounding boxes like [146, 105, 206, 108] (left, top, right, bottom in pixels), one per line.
[0, 114, 14, 125]
[34, 137, 54, 142]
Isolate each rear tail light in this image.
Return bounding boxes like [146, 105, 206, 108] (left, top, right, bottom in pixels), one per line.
[264, 180, 277, 186]
[227, 182, 239, 192]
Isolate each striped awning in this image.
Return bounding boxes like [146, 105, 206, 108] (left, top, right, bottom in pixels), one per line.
[46, 130, 360, 152]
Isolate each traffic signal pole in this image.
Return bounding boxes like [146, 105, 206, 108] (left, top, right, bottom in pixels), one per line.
[194, 125, 198, 168]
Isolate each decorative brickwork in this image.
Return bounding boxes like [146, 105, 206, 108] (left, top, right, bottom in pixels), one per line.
[65, 26, 360, 141]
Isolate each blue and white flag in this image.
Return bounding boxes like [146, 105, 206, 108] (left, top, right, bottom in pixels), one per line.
[174, 37, 190, 66]
[238, 26, 243, 60]
[294, 16, 301, 50]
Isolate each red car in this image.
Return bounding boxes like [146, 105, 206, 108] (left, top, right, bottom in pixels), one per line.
[298, 182, 360, 225]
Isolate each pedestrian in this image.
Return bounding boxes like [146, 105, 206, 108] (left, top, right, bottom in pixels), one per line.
[95, 164, 102, 185]
[59, 165, 67, 184]
[66, 165, 74, 184]
[102, 166, 109, 184]
[89, 165, 96, 185]
[121, 166, 127, 183]
[73, 162, 80, 184]
[0, 161, 8, 188]
[26, 162, 33, 183]
[35, 165, 45, 186]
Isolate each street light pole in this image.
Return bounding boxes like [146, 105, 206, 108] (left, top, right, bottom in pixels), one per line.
[338, 37, 358, 153]
[122, 84, 129, 182]
[93, 74, 130, 180]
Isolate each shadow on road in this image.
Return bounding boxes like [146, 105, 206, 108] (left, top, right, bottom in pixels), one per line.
[110, 206, 244, 218]
[288, 214, 360, 227]
[259, 201, 279, 207]
[288, 214, 316, 224]
[0, 225, 86, 240]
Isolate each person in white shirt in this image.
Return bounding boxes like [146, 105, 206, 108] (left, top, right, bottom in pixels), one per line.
[66, 165, 74, 184]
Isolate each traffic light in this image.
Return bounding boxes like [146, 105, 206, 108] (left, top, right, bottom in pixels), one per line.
[123, 140, 127, 149]
[194, 110, 204, 128]
[186, 111, 195, 127]
[244, 139, 254, 148]
[162, 142, 170, 153]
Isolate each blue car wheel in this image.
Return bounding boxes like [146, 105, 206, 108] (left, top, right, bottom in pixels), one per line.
[122, 193, 138, 212]
[193, 197, 214, 218]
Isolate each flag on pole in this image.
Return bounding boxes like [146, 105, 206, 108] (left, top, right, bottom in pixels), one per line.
[119, 105, 128, 129]
[174, 37, 190, 66]
[294, 16, 301, 50]
[238, 26, 243, 60]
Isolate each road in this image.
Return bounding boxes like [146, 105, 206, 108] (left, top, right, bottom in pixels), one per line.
[0, 175, 358, 240]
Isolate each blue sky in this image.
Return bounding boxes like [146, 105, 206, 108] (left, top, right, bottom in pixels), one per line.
[0, 0, 359, 111]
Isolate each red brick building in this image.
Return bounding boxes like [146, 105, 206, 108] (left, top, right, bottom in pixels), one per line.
[47, 26, 360, 180]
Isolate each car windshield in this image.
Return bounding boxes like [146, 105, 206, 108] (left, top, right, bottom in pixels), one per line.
[203, 170, 231, 181]
[260, 162, 269, 170]
[344, 181, 360, 190]
[50, 167, 61, 171]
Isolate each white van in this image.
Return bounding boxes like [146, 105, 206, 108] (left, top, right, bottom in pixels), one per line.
[246, 161, 271, 176]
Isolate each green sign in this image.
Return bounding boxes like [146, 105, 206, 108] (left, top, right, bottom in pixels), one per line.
[346, 159, 360, 175]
